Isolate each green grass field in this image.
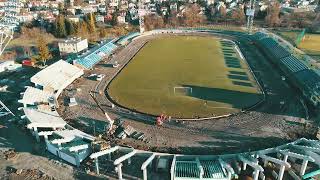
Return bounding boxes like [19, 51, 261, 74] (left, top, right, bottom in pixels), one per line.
[108, 36, 263, 118]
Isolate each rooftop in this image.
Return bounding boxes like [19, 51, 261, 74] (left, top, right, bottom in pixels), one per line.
[30, 60, 84, 91]
[23, 107, 66, 129]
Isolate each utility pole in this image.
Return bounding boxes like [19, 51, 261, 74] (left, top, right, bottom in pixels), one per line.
[246, 0, 256, 34]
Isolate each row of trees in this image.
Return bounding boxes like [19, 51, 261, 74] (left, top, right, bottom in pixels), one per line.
[144, 4, 247, 31]
[261, 0, 318, 31]
[143, 2, 318, 31]
[53, 13, 96, 38]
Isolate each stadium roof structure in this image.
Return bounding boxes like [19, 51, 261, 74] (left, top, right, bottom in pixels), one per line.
[18, 86, 53, 106]
[52, 128, 95, 142]
[30, 60, 84, 91]
[23, 107, 66, 129]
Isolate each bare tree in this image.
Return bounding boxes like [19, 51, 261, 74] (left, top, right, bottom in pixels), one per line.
[167, 12, 180, 28]
[265, 1, 281, 27]
[144, 15, 165, 31]
[229, 6, 246, 25]
[181, 4, 206, 27]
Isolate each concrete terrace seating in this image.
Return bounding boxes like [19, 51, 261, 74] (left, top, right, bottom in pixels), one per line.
[279, 55, 308, 74]
[271, 45, 291, 59]
[116, 32, 140, 45]
[75, 40, 118, 69]
[252, 32, 268, 41]
[201, 160, 227, 179]
[175, 161, 201, 179]
[252, 31, 320, 106]
[259, 37, 278, 49]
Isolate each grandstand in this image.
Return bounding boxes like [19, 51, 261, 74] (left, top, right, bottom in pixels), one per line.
[30, 60, 84, 98]
[116, 32, 140, 45]
[74, 40, 118, 69]
[252, 32, 320, 106]
[18, 60, 94, 166]
[89, 138, 320, 180]
[18, 86, 54, 107]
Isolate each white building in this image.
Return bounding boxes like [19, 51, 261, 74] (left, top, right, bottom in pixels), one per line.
[0, 61, 22, 73]
[58, 37, 88, 56]
[117, 15, 126, 24]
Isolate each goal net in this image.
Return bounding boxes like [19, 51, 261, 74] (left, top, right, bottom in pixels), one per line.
[174, 87, 192, 95]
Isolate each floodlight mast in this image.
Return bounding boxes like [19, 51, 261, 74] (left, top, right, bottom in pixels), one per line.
[246, 0, 256, 34]
[0, 0, 19, 56]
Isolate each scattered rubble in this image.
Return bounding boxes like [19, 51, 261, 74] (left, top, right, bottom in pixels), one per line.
[8, 168, 53, 180]
[4, 149, 17, 160]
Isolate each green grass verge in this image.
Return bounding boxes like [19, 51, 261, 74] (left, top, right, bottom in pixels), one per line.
[108, 36, 262, 118]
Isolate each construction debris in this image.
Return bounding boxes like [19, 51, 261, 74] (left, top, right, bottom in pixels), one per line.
[4, 149, 17, 160]
[8, 168, 53, 180]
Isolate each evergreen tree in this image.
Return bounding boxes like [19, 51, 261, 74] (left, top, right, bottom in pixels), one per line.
[37, 36, 51, 66]
[87, 13, 96, 33]
[77, 21, 88, 38]
[54, 15, 67, 37]
[65, 19, 76, 35]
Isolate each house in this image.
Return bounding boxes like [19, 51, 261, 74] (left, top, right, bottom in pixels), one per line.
[58, 37, 88, 56]
[117, 14, 126, 24]
[95, 14, 105, 22]
[98, 4, 107, 13]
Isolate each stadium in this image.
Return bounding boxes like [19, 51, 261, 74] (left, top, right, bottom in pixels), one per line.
[16, 28, 320, 180]
[107, 32, 263, 119]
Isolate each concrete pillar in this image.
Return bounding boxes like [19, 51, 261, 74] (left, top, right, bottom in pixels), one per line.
[143, 168, 147, 180]
[278, 165, 285, 180]
[33, 127, 40, 142]
[243, 162, 247, 170]
[128, 157, 131, 165]
[253, 170, 260, 180]
[116, 163, 123, 180]
[95, 158, 100, 175]
[75, 150, 80, 167]
[283, 155, 288, 162]
[227, 171, 231, 180]
[108, 153, 111, 160]
[300, 159, 308, 176]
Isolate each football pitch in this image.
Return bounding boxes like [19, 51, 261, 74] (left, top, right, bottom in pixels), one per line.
[108, 36, 263, 118]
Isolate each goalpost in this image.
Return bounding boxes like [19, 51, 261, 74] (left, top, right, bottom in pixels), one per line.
[174, 87, 193, 95]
